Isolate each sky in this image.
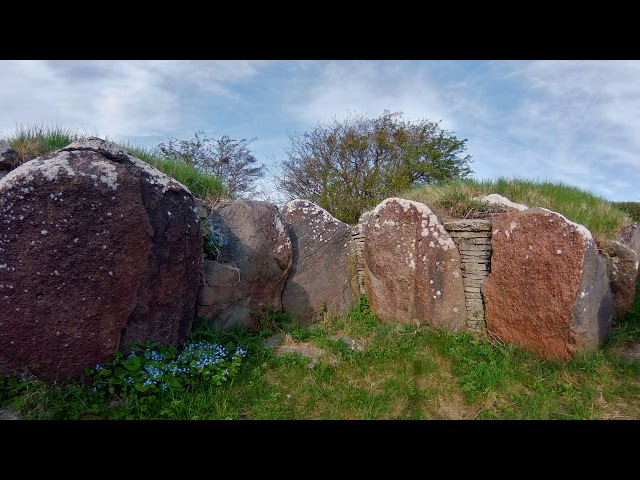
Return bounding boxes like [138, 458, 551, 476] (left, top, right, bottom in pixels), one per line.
[0, 60, 638, 205]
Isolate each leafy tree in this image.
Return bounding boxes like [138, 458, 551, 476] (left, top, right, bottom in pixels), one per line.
[276, 111, 473, 224]
[156, 131, 265, 198]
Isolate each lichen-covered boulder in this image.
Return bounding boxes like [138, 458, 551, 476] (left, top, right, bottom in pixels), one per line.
[196, 200, 293, 330]
[364, 198, 467, 330]
[602, 240, 638, 320]
[482, 207, 613, 359]
[281, 199, 359, 324]
[0, 137, 203, 380]
[476, 193, 529, 211]
[616, 222, 640, 257]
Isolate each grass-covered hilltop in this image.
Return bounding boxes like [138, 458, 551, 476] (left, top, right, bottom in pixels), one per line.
[0, 125, 638, 420]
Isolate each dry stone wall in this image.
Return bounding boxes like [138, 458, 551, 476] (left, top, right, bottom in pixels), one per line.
[442, 219, 492, 335]
[351, 210, 371, 295]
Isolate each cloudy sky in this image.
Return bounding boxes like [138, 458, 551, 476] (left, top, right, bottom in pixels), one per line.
[1, 60, 638, 204]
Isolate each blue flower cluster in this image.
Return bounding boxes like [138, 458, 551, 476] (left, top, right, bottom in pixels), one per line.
[90, 340, 248, 396]
[203, 220, 229, 260]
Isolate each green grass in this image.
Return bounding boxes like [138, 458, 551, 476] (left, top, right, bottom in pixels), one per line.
[402, 177, 634, 244]
[2, 288, 639, 420]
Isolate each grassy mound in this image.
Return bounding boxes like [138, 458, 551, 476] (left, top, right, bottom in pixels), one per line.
[401, 177, 634, 245]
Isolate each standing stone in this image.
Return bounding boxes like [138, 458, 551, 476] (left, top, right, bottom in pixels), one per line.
[616, 222, 640, 257]
[482, 208, 613, 360]
[602, 240, 638, 320]
[196, 200, 293, 330]
[364, 198, 467, 330]
[281, 199, 359, 324]
[0, 137, 203, 380]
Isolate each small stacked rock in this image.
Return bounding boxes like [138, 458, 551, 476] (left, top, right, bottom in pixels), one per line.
[443, 219, 493, 335]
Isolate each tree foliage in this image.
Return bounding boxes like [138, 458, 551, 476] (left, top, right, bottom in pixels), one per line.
[156, 131, 265, 198]
[276, 111, 473, 224]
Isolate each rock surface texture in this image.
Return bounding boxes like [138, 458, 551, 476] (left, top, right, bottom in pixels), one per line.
[616, 222, 640, 257]
[0, 143, 18, 181]
[482, 208, 612, 360]
[281, 199, 358, 324]
[0, 137, 203, 380]
[602, 240, 638, 320]
[196, 200, 293, 330]
[476, 193, 529, 211]
[364, 198, 466, 330]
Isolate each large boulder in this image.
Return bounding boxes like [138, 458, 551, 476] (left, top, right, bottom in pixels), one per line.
[0, 137, 203, 380]
[196, 200, 293, 330]
[281, 199, 359, 324]
[482, 208, 612, 359]
[476, 193, 529, 211]
[616, 222, 640, 257]
[364, 198, 467, 330]
[602, 240, 638, 320]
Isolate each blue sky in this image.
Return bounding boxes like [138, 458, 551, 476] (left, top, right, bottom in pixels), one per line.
[1, 60, 638, 205]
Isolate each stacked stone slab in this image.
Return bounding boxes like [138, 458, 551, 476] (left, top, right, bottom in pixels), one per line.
[351, 210, 371, 295]
[443, 219, 492, 335]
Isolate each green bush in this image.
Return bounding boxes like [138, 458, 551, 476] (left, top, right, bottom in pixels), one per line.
[614, 202, 640, 222]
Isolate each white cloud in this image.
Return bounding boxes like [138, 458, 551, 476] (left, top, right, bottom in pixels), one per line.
[0, 60, 268, 140]
[284, 61, 455, 131]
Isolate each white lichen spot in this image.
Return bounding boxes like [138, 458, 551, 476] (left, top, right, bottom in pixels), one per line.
[429, 279, 433, 284]
[556, 249, 562, 254]
[580, 291, 586, 298]
[436, 290, 441, 296]
[453, 307, 459, 313]
[168, 211, 172, 216]
[41, 229, 48, 235]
